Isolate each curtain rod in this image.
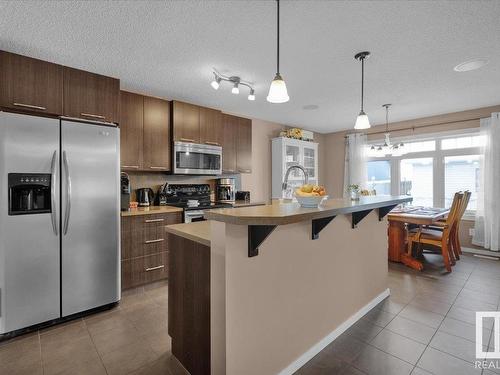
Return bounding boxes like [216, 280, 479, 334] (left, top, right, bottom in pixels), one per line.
[344, 117, 482, 138]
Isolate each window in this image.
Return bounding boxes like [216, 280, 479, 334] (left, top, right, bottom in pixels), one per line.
[444, 155, 479, 210]
[400, 158, 433, 207]
[365, 130, 482, 213]
[367, 160, 391, 195]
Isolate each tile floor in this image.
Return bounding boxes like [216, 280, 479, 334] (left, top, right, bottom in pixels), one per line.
[1, 253, 499, 375]
[296, 253, 500, 375]
[0, 281, 188, 375]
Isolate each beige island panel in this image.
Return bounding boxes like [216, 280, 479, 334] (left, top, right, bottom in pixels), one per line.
[209, 196, 411, 375]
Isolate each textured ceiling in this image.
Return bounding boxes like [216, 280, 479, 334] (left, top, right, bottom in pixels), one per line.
[1, 0, 499, 133]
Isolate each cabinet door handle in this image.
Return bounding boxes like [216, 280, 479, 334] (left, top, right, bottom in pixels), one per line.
[180, 138, 195, 143]
[205, 141, 220, 146]
[149, 166, 167, 170]
[81, 113, 106, 120]
[145, 218, 164, 223]
[13, 102, 47, 110]
[224, 169, 236, 173]
[238, 169, 251, 173]
[145, 238, 164, 244]
[122, 165, 139, 169]
[145, 265, 165, 272]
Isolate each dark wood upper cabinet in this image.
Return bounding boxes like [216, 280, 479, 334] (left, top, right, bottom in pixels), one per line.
[0, 50, 63, 115]
[222, 114, 238, 173]
[200, 107, 222, 146]
[63, 66, 120, 123]
[143, 96, 171, 171]
[236, 117, 252, 173]
[172, 101, 200, 143]
[119, 91, 144, 170]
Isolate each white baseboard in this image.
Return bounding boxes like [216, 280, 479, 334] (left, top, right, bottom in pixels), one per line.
[462, 247, 500, 259]
[277, 288, 391, 375]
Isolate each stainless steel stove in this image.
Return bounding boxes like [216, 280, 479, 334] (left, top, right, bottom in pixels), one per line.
[165, 184, 232, 222]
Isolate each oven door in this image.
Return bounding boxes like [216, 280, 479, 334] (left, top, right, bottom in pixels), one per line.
[174, 142, 222, 175]
[184, 209, 206, 223]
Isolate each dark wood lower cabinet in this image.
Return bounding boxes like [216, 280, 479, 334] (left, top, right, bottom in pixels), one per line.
[121, 211, 181, 290]
[168, 233, 210, 375]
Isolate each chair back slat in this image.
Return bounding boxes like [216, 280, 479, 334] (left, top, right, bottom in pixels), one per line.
[446, 192, 464, 227]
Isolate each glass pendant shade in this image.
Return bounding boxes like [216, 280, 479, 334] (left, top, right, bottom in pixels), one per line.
[267, 73, 289, 103]
[354, 110, 370, 129]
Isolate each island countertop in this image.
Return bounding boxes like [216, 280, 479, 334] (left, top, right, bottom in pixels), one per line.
[205, 195, 412, 225]
[165, 220, 211, 246]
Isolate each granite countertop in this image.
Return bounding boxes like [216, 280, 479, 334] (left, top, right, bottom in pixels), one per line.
[121, 205, 183, 217]
[165, 221, 211, 246]
[205, 196, 412, 225]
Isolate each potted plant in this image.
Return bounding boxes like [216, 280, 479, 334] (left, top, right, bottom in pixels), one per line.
[347, 184, 361, 201]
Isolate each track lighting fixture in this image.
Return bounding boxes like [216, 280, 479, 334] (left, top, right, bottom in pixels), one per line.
[210, 69, 255, 101]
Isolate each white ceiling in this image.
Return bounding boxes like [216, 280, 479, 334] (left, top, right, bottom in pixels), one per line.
[1, 0, 499, 133]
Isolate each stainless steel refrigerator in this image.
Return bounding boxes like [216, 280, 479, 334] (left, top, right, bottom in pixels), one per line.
[0, 111, 120, 334]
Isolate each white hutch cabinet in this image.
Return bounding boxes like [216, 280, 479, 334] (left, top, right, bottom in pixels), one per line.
[272, 137, 319, 199]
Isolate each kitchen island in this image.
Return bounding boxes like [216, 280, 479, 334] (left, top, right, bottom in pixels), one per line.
[166, 196, 411, 375]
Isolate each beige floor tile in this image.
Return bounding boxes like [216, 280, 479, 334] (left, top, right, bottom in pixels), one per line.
[129, 353, 174, 375]
[417, 347, 481, 375]
[145, 329, 172, 356]
[90, 323, 145, 355]
[352, 345, 413, 375]
[100, 337, 158, 375]
[41, 334, 96, 365]
[370, 329, 426, 365]
[386, 316, 437, 345]
[85, 310, 135, 336]
[0, 358, 43, 375]
[42, 350, 106, 375]
[0, 333, 41, 366]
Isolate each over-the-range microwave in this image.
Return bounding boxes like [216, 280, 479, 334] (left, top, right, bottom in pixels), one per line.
[173, 141, 222, 175]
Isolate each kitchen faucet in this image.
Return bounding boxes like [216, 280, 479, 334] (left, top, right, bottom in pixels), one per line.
[282, 165, 309, 192]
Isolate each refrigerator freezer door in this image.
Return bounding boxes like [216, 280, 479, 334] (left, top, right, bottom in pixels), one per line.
[0, 112, 60, 334]
[61, 120, 120, 316]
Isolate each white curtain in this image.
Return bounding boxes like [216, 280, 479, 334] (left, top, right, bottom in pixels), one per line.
[473, 113, 500, 251]
[343, 133, 368, 198]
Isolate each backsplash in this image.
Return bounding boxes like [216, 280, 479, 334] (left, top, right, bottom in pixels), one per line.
[125, 172, 241, 202]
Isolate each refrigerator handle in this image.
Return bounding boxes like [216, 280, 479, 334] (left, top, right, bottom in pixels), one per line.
[63, 151, 72, 235]
[50, 150, 58, 235]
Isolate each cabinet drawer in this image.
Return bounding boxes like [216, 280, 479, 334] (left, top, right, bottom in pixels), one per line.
[144, 252, 169, 284]
[121, 252, 169, 290]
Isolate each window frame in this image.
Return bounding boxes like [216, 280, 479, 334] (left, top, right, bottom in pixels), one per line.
[366, 129, 481, 219]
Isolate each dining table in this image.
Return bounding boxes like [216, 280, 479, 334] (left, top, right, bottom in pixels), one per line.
[387, 206, 450, 271]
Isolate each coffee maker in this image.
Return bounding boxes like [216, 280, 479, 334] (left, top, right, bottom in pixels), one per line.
[215, 178, 235, 203]
[120, 173, 130, 211]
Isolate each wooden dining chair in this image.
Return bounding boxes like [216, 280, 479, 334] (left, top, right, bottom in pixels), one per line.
[426, 190, 471, 261]
[407, 192, 464, 272]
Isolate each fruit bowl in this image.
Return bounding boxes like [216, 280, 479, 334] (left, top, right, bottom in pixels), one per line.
[294, 194, 329, 208]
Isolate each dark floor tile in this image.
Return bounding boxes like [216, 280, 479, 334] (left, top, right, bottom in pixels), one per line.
[370, 329, 426, 365]
[386, 316, 437, 345]
[344, 319, 383, 343]
[398, 305, 444, 328]
[417, 347, 481, 375]
[352, 345, 413, 375]
[322, 333, 367, 364]
[439, 317, 491, 345]
[361, 308, 396, 327]
[429, 331, 483, 364]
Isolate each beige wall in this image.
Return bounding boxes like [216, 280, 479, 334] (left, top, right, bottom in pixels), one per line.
[210, 211, 388, 375]
[321, 105, 500, 251]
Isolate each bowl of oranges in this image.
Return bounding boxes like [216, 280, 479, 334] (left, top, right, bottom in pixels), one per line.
[294, 184, 328, 208]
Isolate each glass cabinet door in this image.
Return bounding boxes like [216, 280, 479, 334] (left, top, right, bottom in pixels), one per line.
[285, 144, 301, 178]
[302, 146, 316, 179]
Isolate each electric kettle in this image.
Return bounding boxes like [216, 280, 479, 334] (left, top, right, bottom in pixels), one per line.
[137, 188, 155, 207]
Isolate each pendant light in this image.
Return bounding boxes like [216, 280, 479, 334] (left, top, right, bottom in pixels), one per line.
[354, 51, 371, 129]
[370, 104, 405, 156]
[267, 0, 289, 103]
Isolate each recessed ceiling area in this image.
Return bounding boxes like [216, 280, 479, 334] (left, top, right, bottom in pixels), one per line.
[1, 0, 499, 133]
